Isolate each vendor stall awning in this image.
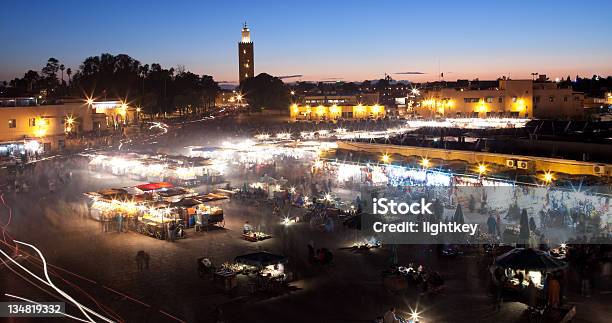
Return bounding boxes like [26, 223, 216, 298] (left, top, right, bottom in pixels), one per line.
[495, 248, 567, 272]
[171, 198, 202, 207]
[137, 182, 174, 191]
[234, 252, 287, 267]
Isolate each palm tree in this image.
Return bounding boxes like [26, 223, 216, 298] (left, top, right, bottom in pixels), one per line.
[59, 64, 65, 84]
[66, 68, 72, 86]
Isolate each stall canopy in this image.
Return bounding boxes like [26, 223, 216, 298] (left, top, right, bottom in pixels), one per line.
[234, 252, 288, 267]
[171, 198, 202, 208]
[495, 248, 567, 272]
[137, 182, 174, 191]
[197, 193, 230, 202]
[97, 188, 131, 200]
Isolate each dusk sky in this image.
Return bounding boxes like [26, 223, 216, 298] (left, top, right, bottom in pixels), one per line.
[1, 0, 611, 84]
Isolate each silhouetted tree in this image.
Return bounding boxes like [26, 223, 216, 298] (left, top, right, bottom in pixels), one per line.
[240, 73, 290, 110]
[40, 58, 60, 95]
[66, 68, 72, 86]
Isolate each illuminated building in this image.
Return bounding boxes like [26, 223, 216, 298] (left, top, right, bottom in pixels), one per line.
[290, 93, 384, 120]
[89, 100, 137, 128]
[0, 99, 93, 154]
[290, 103, 385, 120]
[0, 98, 137, 155]
[419, 78, 584, 119]
[238, 23, 254, 84]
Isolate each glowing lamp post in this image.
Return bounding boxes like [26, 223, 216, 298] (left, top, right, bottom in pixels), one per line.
[420, 158, 430, 169]
[543, 172, 554, 184]
[477, 163, 487, 176]
[381, 153, 391, 164]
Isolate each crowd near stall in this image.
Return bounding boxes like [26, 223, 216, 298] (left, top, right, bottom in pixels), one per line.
[85, 182, 228, 240]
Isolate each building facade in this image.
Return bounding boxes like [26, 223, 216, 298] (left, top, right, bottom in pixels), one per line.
[532, 82, 584, 119]
[290, 103, 385, 121]
[0, 99, 92, 157]
[290, 94, 384, 120]
[419, 79, 584, 119]
[238, 23, 254, 84]
[0, 98, 137, 159]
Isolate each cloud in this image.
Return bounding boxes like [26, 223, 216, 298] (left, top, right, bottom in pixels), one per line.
[277, 74, 303, 79]
[394, 71, 426, 75]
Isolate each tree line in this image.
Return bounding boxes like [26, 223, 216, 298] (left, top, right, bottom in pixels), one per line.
[3, 55, 223, 116]
[1, 55, 295, 114]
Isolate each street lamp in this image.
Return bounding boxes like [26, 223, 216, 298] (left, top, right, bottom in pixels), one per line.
[420, 158, 430, 168]
[543, 171, 554, 184]
[477, 163, 487, 175]
[381, 153, 391, 163]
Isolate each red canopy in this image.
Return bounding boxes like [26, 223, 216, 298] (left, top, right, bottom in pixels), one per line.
[136, 182, 174, 191]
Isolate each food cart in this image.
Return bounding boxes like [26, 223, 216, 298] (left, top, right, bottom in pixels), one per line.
[242, 231, 272, 242]
[88, 153, 223, 186]
[490, 248, 569, 315]
[135, 202, 180, 240]
[235, 252, 289, 293]
[172, 197, 225, 229]
[85, 185, 184, 240]
[85, 188, 139, 221]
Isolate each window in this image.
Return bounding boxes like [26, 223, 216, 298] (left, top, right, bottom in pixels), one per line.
[29, 118, 36, 127]
[512, 96, 517, 102]
[549, 96, 554, 103]
[8, 119, 16, 128]
[534, 96, 540, 103]
[564, 96, 568, 102]
[498, 97, 503, 103]
[485, 96, 493, 103]
[463, 98, 480, 103]
[342, 111, 353, 118]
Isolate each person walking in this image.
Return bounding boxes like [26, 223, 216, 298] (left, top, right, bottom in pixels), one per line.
[167, 222, 174, 242]
[195, 211, 203, 232]
[136, 251, 145, 271]
[144, 252, 150, 269]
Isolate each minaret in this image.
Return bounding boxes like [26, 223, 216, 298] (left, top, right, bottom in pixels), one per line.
[238, 22, 254, 84]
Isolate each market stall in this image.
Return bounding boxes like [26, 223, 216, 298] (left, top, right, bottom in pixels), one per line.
[235, 252, 289, 292]
[491, 248, 568, 310]
[85, 185, 185, 240]
[172, 197, 225, 229]
[242, 231, 272, 242]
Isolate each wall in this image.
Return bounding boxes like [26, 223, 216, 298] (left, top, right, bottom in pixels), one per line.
[290, 104, 385, 120]
[0, 102, 92, 151]
[533, 87, 584, 119]
[419, 79, 585, 119]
